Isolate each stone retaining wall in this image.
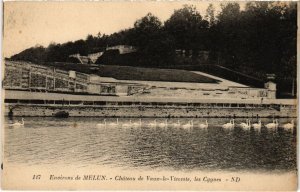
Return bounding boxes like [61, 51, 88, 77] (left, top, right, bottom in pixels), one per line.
[5, 104, 297, 118]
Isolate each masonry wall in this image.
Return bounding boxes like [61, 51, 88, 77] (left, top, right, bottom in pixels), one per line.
[5, 104, 296, 118]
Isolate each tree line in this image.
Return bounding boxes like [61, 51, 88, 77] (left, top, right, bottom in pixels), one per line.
[10, 2, 297, 95]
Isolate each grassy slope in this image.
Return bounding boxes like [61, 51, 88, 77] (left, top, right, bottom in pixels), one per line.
[98, 65, 219, 83]
[38, 62, 219, 83]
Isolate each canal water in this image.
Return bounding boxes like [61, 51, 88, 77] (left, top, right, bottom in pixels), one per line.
[4, 117, 296, 172]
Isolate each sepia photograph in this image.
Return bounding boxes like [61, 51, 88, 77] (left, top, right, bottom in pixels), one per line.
[1, 1, 298, 190]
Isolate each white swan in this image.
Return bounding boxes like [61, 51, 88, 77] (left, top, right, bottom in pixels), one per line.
[282, 120, 294, 130]
[199, 120, 208, 129]
[148, 119, 157, 128]
[182, 120, 193, 129]
[240, 119, 248, 128]
[108, 118, 119, 127]
[245, 119, 251, 130]
[222, 119, 234, 129]
[222, 120, 230, 129]
[132, 119, 142, 128]
[241, 119, 251, 130]
[172, 120, 181, 128]
[9, 118, 24, 126]
[122, 120, 132, 128]
[252, 120, 262, 129]
[97, 119, 106, 128]
[265, 119, 278, 129]
[158, 119, 168, 128]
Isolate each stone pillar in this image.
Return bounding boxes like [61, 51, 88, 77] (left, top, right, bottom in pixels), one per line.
[265, 81, 276, 99]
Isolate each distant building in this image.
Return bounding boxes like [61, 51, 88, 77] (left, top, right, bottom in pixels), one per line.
[68, 45, 136, 64]
[69, 52, 104, 64]
[88, 52, 104, 63]
[69, 54, 90, 64]
[175, 49, 210, 61]
[106, 45, 137, 54]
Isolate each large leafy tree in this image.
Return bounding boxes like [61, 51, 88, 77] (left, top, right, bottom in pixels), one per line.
[132, 13, 175, 67]
[165, 5, 209, 57]
[10, 45, 47, 63]
[215, 3, 242, 68]
[132, 13, 163, 48]
[205, 4, 216, 27]
[211, 2, 297, 95]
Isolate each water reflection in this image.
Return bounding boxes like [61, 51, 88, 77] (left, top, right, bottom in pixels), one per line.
[4, 117, 296, 171]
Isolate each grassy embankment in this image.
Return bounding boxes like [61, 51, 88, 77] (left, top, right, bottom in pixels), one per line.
[38, 62, 220, 84]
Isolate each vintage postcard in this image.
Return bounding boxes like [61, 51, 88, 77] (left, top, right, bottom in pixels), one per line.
[1, 1, 298, 190]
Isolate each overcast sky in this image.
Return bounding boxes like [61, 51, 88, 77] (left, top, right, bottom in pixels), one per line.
[4, 1, 245, 58]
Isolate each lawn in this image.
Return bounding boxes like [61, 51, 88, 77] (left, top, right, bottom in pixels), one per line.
[36, 62, 220, 83]
[98, 65, 219, 83]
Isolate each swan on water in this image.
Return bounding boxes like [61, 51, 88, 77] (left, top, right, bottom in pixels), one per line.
[252, 120, 262, 129]
[222, 119, 234, 129]
[282, 120, 294, 131]
[199, 120, 208, 129]
[9, 118, 24, 126]
[148, 119, 157, 128]
[108, 118, 119, 127]
[182, 120, 193, 129]
[132, 119, 142, 127]
[97, 119, 106, 128]
[265, 119, 278, 129]
[240, 119, 248, 128]
[122, 120, 132, 128]
[158, 119, 168, 128]
[241, 119, 251, 130]
[172, 120, 181, 128]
